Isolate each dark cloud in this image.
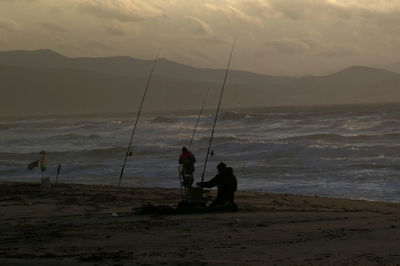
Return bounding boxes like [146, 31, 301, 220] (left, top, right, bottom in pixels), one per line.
[264, 39, 314, 55]
[320, 45, 360, 58]
[204, 3, 262, 26]
[76, 1, 165, 22]
[0, 0, 39, 2]
[87, 40, 111, 50]
[106, 25, 125, 36]
[267, 0, 351, 20]
[197, 35, 226, 45]
[41, 22, 67, 33]
[2, 0, 400, 76]
[185, 17, 213, 36]
[0, 16, 19, 32]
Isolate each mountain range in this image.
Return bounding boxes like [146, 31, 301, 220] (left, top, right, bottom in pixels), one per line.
[1, 49, 400, 116]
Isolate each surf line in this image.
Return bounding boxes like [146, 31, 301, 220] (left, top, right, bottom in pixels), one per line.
[119, 49, 161, 186]
[201, 39, 236, 182]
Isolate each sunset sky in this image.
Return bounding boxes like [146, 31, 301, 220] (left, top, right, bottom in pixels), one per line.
[1, 0, 400, 76]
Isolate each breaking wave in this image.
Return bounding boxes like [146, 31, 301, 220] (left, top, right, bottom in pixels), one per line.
[2, 103, 400, 203]
[282, 133, 400, 142]
[151, 116, 179, 123]
[0, 124, 16, 131]
[219, 111, 251, 121]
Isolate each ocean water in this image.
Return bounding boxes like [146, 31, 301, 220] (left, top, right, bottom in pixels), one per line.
[1, 103, 400, 203]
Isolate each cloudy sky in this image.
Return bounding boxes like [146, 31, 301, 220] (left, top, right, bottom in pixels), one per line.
[1, 0, 400, 76]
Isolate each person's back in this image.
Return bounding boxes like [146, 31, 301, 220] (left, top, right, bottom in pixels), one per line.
[197, 162, 237, 206]
[217, 167, 237, 203]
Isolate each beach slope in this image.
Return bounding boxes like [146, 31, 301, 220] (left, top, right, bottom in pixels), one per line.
[0, 182, 399, 265]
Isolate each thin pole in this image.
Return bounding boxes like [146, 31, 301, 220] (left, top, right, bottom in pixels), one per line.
[119, 49, 161, 186]
[201, 39, 236, 182]
[178, 166, 184, 201]
[188, 87, 211, 150]
[55, 162, 61, 184]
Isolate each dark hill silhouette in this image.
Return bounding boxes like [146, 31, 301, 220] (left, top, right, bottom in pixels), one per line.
[0, 49, 67, 69]
[1, 49, 400, 116]
[325, 65, 400, 82]
[0, 49, 292, 82]
[385, 62, 400, 74]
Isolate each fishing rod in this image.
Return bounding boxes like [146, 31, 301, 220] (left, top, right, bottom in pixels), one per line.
[119, 49, 161, 186]
[178, 87, 210, 199]
[55, 162, 61, 184]
[188, 87, 211, 150]
[201, 39, 236, 182]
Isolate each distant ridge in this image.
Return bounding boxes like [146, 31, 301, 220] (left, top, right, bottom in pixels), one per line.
[386, 61, 400, 74]
[0, 49, 289, 82]
[326, 65, 400, 79]
[1, 49, 400, 116]
[0, 49, 67, 69]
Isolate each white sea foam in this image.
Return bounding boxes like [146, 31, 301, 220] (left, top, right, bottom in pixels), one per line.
[1, 103, 400, 203]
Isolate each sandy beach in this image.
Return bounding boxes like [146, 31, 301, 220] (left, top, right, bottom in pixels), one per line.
[0, 181, 399, 265]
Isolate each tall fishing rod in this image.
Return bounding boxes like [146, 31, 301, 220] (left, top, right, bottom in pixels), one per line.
[188, 87, 211, 150]
[119, 49, 161, 186]
[201, 39, 236, 182]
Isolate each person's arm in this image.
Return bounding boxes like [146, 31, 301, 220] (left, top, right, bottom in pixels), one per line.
[179, 154, 183, 164]
[197, 175, 219, 188]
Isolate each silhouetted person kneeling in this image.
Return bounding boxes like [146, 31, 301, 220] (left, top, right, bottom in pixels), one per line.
[197, 162, 237, 207]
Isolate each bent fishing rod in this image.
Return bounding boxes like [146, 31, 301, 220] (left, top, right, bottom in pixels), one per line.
[119, 49, 161, 186]
[188, 87, 211, 150]
[201, 39, 236, 182]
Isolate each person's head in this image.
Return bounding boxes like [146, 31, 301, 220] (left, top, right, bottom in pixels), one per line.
[217, 162, 227, 174]
[182, 147, 188, 153]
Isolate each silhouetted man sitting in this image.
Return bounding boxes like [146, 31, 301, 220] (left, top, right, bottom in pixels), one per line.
[196, 162, 237, 207]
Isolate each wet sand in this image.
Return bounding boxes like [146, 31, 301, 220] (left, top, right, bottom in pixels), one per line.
[0, 181, 399, 265]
